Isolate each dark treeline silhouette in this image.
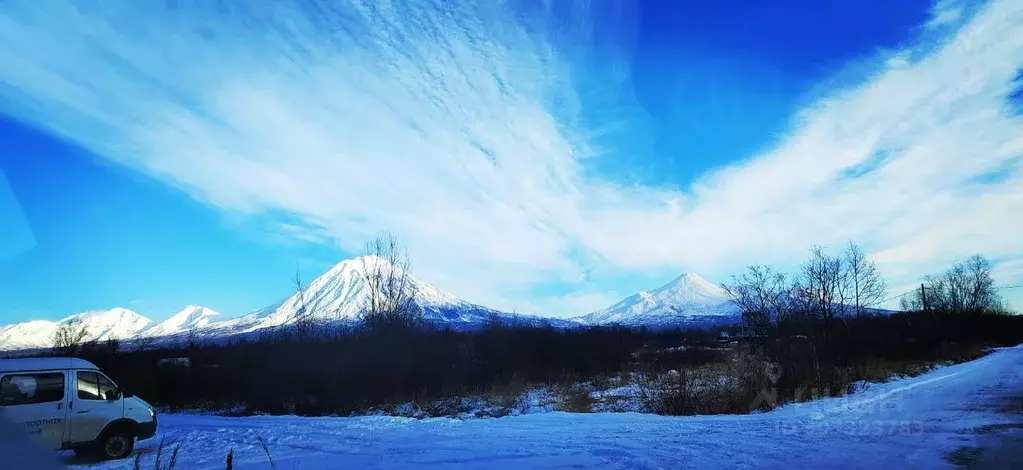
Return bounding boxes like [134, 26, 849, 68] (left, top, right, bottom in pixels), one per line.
[67, 323, 716, 416]
[760, 308, 1022, 404]
[57, 302, 1023, 418]
[631, 302, 1023, 416]
[707, 248, 1022, 414]
[23, 240, 1022, 418]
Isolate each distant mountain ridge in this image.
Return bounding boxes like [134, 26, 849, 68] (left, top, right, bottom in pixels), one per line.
[0, 256, 574, 351]
[0, 307, 152, 351]
[576, 273, 740, 328]
[142, 305, 221, 338]
[0, 256, 743, 351]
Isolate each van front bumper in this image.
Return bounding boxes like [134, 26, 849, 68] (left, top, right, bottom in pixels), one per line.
[136, 416, 157, 441]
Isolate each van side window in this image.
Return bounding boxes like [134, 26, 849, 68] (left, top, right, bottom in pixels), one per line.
[76, 372, 118, 400]
[0, 373, 65, 405]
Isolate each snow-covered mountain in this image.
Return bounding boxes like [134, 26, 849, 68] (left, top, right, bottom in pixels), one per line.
[237, 256, 469, 330]
[0, 256, 568, 351]
[0, 308, 152, 351]
[70, 307, 153, 340]
[142, 305, 222, 338]
[0, 268, 740, 351]
[578, 273, 740, 328]
[233, 256, 577, 331]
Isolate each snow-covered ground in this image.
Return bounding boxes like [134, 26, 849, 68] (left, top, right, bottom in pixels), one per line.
[69, 346, 1023, 469]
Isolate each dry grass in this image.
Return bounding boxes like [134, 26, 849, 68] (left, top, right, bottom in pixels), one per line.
[257, 436, 276, 470]
[133, 438, 181, 470]
[485, 379, 529, 415]
[554, 383, 593, 413]
[639, 349, 779, 416]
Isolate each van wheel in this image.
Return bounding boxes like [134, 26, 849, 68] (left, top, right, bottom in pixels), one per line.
[99, 431, 134, 460]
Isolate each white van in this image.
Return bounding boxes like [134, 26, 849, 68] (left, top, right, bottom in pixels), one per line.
[0, 357, 157, 460]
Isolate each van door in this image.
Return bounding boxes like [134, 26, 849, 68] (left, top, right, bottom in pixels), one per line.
[0, 371, 69, 450]
[69, 371, 122, 444]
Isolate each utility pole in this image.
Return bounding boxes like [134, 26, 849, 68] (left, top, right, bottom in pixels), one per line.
[920, 283, 928, 312]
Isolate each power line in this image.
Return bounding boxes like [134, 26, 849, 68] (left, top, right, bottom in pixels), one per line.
[880, 287, 920, 304]
[878, 284, 1021, 304]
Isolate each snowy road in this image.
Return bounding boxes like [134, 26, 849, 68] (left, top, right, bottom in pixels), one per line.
[70, 346, 1023, 469]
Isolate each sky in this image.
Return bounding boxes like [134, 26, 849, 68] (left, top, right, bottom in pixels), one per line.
[0, 0, 1021, 323]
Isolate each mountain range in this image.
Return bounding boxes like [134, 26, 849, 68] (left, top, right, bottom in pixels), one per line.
[0, 257, 739, 351]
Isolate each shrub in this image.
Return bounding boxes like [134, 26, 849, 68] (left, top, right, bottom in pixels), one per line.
[555, 383, 593, 413]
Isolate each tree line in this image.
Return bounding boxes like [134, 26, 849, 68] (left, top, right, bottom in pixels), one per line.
[34, 237, 1022, 418]
[708, 243, 1018, 410]
[722, 242, 1012, 337]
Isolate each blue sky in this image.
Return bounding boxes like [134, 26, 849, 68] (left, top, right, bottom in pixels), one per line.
[0, 125, 341, 321]
[0, 0, 1021, 323]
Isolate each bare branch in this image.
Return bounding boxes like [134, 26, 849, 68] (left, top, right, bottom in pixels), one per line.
[291, 265, 317, 339]
[843, 242, 888, 316]
[358, 233, 423, 331]
[906, 254, 1006, 314]
[799, 245, 848, 325]
[52, 318, 90, 356]
[721, 265, 787, 336]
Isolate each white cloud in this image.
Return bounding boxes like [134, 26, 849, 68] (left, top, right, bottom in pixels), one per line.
[518, 291, 625, 320]
[0, 0, 1020, 316]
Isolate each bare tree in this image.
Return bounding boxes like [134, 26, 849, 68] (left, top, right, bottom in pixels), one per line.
[899, 292, 922, 312]
[961, 255, 1003, 313]
[905, 254, 1006, 314]
[292, 267, 307, 317]
[722, 265, 788, 336]
[843, 242, 887, 316]
[785, 279, 818, 321]
[799, 245, 848, 330]
[290, 266, 317, 339]
[358, 233, 423, 331]
[52, 318, 90, 356]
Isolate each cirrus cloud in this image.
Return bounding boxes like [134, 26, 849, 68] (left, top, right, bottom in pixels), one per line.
[0, 0, 1020, 316]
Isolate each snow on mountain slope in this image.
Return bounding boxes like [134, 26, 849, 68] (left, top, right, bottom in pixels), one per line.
[66, 307, 152, 340]
[578, 273, 740, 327]
[242, 256, 558, 331]
[0, 320, 62, 351]
[142, 305, 221, 337]
[246, 256, 461, 329]
[0, 251, 583, 350]
[0, 308, 152, 351]
[0, 256, 569, 351]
